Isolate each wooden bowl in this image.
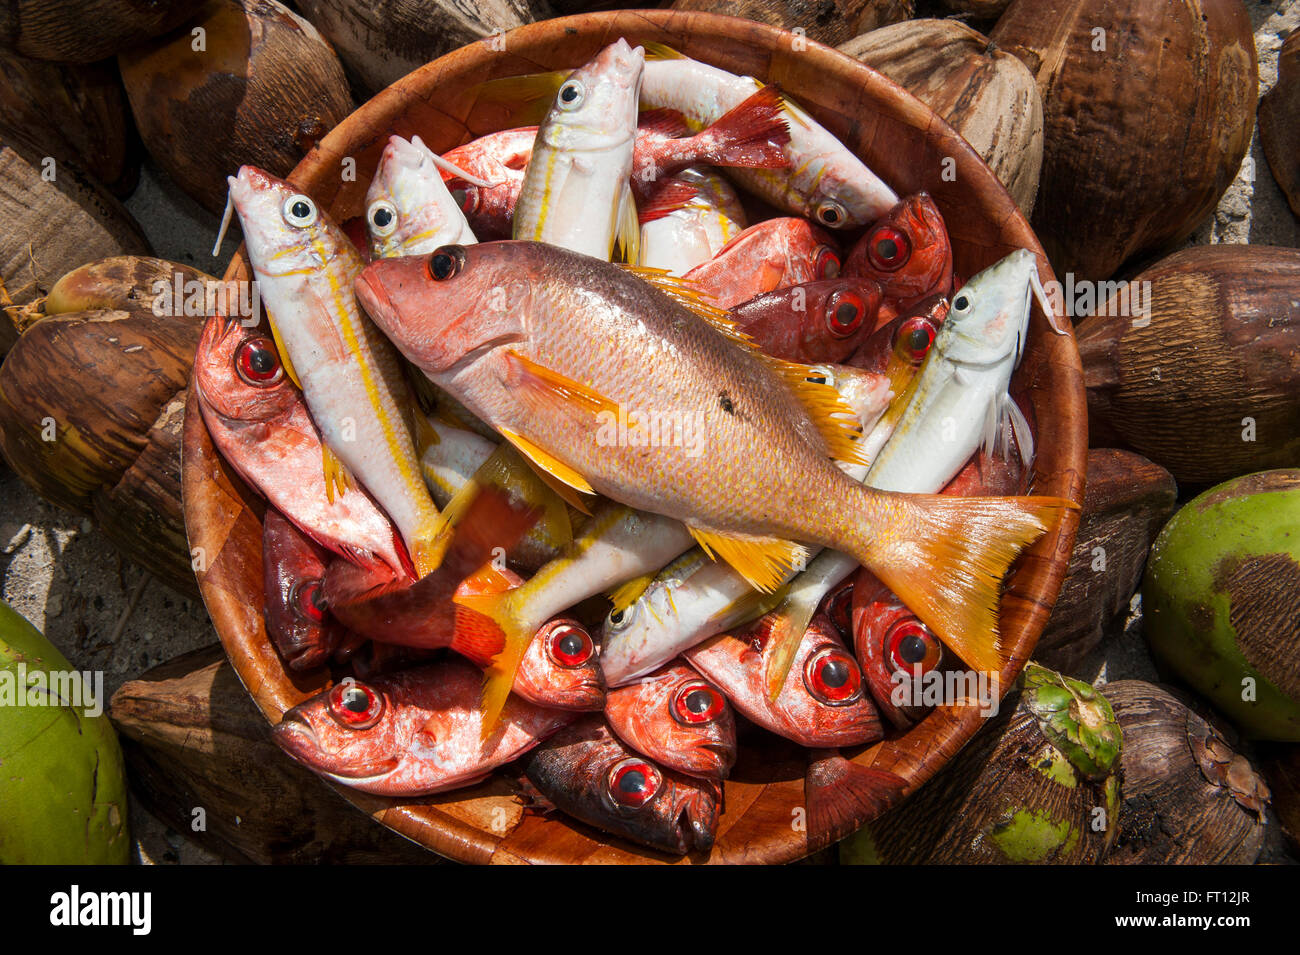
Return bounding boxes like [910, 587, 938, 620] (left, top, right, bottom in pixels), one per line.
[182, 9, 1087, 864]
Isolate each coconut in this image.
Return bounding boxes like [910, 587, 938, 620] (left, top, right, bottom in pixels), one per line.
[1077, 245, 1300, 484]
[118, 0, 354, 215]
[294, 0, 556, 95]
[0, 0, 194, 63]
[839, 664, 1122, 863]
[1256, 744, 1300, 854]
[0, 599, 130, 864]
[1142, 470, 1300, 742]
[670, 0, 914, 47]
[1102, 681, 1269, 864]
[0, 257, 217, 596]
[0, 134, 149, 351]
[1036, 449, 1176, 672]
[1260, 27, 1300, 219]
[990, 0, 1257, 282]
[839, 18, 1043, 214]
[0, 51, 137, 196]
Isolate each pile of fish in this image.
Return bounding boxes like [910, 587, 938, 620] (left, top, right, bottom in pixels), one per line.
[197, 38, 1074, 856]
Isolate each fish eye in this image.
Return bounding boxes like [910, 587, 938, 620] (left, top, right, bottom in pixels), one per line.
[815, 200, 846, 227]
[327, 679, 384, 729]
[672, 681, 725, 725]
[450, 186, 478, 215]
[885, 619, 943, 676]
[814, 245, 841, 280]
[826, 289, 866, 337]
[606, 602, 636, 633]
[607, 757, 661, 809]
[544, 621, 594, 668]
[865, 226, 911, 272]
[235, 337, 284, 387]
[558, 79, 585, 110]
[803, 647, 862, 705]
[951, 292, 973, 314]
[291, 579, 326, 623]
[427, 245, 466, 281]
[893, 315, 938, 365]
[367, 199, 398, 237]
[281, 193, 318, 228]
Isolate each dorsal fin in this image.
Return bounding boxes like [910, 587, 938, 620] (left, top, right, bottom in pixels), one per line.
[643, 41, 687, 61]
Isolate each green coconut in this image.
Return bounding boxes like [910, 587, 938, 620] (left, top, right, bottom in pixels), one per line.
[839, 663, 1122, 864]
[0, 599, 131, 863]
[1143, 470, 1300, 741]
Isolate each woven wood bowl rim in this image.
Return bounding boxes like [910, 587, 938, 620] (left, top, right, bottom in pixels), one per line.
[183, 9, 1087, 864]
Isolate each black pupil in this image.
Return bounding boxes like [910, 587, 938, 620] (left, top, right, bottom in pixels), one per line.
[836, 302, 858, 325]
[609, 609, 625, 626]
[685, 689, 712, 714]
[291, 201, 310, 220]
[899, 634, 928, 664]
[908, 328, 930, 352]
[561, 84, 578, 102]
[820, 658, 850, 689]
[305, 582, 325, 613]
[619, 769, 648, 794]
[807, 375, 827, 385]
[373, 207, 392, 227]
[876, 237, 898, 260]
[343, 687, 369, 712]
[558, 633, 584, 658]
[431, 253, 455, 279]
[955, 296, 970, 310]
[249, 347, 275, 375]
[822, 207, 839, 223]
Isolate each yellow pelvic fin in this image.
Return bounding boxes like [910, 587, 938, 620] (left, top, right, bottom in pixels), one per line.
[410, 406, 441, 457]
[499, 428, 595, 498]
[265, 311, 303, 390]
[687, 526, 808, 594]
[606, 572, 656, 616]
[321, 441, 352, 504]
[411, 511, 453, 578]
[615, 182, 640, 265]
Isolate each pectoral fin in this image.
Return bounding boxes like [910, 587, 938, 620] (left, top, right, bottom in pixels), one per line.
[499, 428, 596, 514]
[615, 182, 640, 265]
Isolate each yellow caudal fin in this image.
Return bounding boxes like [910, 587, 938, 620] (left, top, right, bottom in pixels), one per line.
[321, 441, 352, 503]
[861, 494, 1078, 674]
[453, 583, 531, 741]
[687, 526, 808, 593]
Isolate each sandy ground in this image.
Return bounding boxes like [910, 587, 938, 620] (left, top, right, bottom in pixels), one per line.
[1, 0, 1297, 865]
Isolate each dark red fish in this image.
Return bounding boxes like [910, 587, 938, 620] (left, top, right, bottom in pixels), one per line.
[521, 715, 721, 855]
[804, 749, 907, 850]
[682, 217, 842, 309]
[273, 660, 573, 797]
[604, 662, 736, 780]
[263, 507, 354, 672]
[729, 278, 883, 363]
[843, 193, 954, 309]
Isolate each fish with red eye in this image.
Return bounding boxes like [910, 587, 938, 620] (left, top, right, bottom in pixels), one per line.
[520, 715, 722, 856]
[272, 660, 575, 797]
[847, 294, 948, 375]
[843, 193, 954, 308]
[604, 662, 737, 780]
[442, 127, 535, 240]
[682, 612, 882, 748]
[852, 442, 1030, 727]
[262, 507, 362, 672]
[681, 217, 841, 309]
[728, 278, 884, 363]
[513, 617, 606, 712]
[193, 316, 414, 581]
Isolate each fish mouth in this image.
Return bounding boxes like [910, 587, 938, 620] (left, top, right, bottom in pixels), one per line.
[272, 715, 401, 780]
[354, 269, 396, 329]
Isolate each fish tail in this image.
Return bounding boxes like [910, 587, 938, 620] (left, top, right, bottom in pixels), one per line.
[453, 580, 533, 740]
[410, 509, 454, 579]
[854, 492, 1077, 674]
[804, 750, 906, 851]
[696, 85, 791, 169]
[448, 564, 513, 667]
